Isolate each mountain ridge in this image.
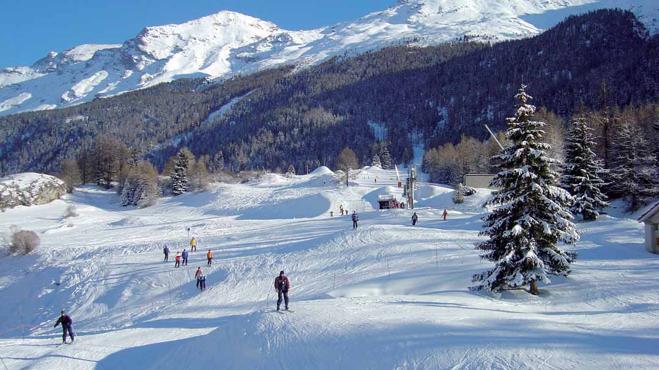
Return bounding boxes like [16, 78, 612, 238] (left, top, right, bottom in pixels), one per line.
[1, 0, 655, 116]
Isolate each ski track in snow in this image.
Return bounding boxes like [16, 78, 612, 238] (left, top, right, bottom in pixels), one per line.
[0, 166, 657, 369]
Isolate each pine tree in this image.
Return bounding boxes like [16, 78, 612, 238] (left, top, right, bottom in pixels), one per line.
[120, 178, 134, 206]
[561, 117, 608, 221]
[380, 146, 393, 169]
[371, 154, 382, 168]
[610, 122, 658, 211]
[452, 183, 465, 204]
[473, 85, 578, 295]
[210, 151, 225, 172]
[171, 150, 191, 195]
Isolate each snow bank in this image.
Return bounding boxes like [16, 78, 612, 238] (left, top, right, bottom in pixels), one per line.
[310, 166, 333, 176]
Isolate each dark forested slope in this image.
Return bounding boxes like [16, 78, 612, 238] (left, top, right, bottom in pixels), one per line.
[0, 9, 656, 175]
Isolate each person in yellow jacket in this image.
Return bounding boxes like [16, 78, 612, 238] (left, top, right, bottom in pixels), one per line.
[190, 237, 197, 252]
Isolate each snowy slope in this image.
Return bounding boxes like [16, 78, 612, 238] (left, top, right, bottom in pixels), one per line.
[0, 167, 657, 369]
[1, 0, 656, 116]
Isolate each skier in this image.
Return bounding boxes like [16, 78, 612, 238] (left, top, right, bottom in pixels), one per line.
[352, 211, 359, 229]
[53, 310, 74, 344]
[412, 212, 418, 226]
[443, 209, 448, 221]
[206, 249, 213, 266]
[182, 249, 189, 266]
[339, 205, 344, 216]
[274, 270, 290, 311]
[163, 245, 170, 262]
[190, 237, 197, 252]
[175, 253, 181, 268]
[195, 267, 205, 290]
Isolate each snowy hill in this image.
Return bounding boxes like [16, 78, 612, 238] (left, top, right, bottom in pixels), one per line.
[1, 0, 656, 115]
[0, 166, 657, 369]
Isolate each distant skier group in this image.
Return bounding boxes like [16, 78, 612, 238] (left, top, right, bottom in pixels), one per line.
[162, 236, 214, 293]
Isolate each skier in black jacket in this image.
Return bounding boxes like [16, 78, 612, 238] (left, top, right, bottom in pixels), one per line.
[54, 310, 74, 343]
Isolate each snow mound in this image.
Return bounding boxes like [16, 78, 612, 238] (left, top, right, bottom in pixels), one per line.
[253, 173, 289, 186]
[108, 217, 146, 227]
[237, 193, 331, 220]
[310, 166, 333, 176]
[414, 183, 452, 199]
[416, 187, 492, 213]
[0, 172, 67, 209]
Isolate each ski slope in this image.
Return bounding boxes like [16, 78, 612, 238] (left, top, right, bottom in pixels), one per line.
[0, 166, 657, 369]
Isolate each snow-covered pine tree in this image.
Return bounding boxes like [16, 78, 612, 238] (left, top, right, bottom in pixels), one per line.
[120, 178, 134, 206]
[371, 154, 382, 168]
[380, 146, 393, 169]
[452, 183, 465, 204]
[561, 116, 608, 221]
[473, 85, 579, 295]
[610, 122, 658, 211]
[171, 150, 190, 196]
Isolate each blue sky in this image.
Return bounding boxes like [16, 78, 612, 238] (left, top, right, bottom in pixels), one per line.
[0, 0, 394, 68]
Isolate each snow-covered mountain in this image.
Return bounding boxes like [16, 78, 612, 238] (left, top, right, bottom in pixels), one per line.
[0, 0, 656, 116]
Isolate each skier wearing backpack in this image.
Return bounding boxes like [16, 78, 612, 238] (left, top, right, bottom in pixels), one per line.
[190, 237, 197, 252]
[53, 310, 74, 344]
[274, 270, 290, 311]
[163, 245, 170, 262]
[352, 211, 359, 229]
[206, 250, 213, 265]
[412, 212, 418, 226]
[182, 249, 189, 266]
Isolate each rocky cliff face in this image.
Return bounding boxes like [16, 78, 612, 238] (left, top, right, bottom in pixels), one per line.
[0, 173, 67, 209]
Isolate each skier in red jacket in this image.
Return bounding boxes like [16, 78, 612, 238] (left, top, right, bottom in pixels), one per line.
[274, 271, 291, 311]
